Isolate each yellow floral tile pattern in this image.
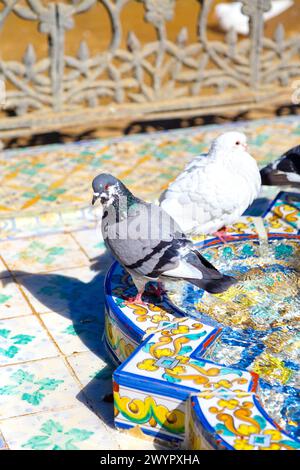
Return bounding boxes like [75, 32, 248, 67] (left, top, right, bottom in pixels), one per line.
[190, 392, 300, 451]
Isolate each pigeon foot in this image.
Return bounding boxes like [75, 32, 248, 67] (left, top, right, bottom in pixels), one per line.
[125, 292, 146, 305]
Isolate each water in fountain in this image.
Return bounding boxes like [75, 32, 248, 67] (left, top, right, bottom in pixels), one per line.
[164, 238, 300, 439]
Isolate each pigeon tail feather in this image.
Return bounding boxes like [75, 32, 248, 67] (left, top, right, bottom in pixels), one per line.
[186, 249, 237, 293]
[187, 273, 236, 294]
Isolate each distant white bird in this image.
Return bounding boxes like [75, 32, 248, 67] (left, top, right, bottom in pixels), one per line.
[159, 132, 261, 240]
[215, 1, 294, 36]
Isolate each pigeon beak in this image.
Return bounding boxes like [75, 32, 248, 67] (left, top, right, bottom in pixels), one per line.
[242, 143, 248, 151]
[92, 193, 100, 205]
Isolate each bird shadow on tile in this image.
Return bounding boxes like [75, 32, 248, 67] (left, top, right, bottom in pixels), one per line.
[0, 249, 119, 426]
[0, 250, 113, 362]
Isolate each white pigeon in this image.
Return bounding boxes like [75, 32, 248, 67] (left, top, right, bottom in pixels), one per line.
[215, 1, 294, 36]
[159, 132, 261, 238]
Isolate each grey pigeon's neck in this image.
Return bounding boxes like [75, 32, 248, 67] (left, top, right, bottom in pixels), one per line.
[104, 181, 140, 221]
[117, 181, 140, 207]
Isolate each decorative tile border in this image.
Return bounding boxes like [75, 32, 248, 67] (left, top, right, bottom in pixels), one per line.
[189, 392, 299, 450]
[113, 319, 256, 445]
[263, 191, 300, 234]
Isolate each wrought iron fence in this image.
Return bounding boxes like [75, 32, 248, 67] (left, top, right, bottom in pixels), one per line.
[0, 0, 299, 138]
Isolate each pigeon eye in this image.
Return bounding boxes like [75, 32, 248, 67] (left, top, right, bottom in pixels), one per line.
[236, 141, 240, 145]
[104, 184, 109, 190]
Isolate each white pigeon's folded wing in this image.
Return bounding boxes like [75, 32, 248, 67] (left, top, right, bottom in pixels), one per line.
[161, 160, 242, 234]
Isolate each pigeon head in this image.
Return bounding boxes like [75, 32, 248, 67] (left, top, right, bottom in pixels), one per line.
[92, 173, 121, 205]
[211, 132, 248, 156]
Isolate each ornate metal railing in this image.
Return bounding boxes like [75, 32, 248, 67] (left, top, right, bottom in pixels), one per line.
[0, 0, 299, 138]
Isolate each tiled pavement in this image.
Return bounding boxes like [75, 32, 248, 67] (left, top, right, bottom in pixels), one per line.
[0, 116, 299, 449]
[1, 116, 300, 241]
[0, 229, 158, 450]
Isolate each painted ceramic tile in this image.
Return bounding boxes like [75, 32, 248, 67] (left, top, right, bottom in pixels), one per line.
[105, 310, 139, 364]
[41, 311, 104, 356]
[114, 385, 186, 443]
[0, 211, 96, 242]
[15, 265, 106, 316]
[107, 262, 185, 342]
[0, 404, 119, 450]
[115, 432, 157, 450]
[226, 216, 267, 236]
[0, 316, 58, 366]
[264, 192, 300, 234]
[190, 392, 300, 451]
[0, 279, 32, 320]
[167, 237, 300, 337]
[0, 233, 89, 274]
[12, 215, 61, 239]
[116, 318, 255, 395]
[0, 357, 81, 420]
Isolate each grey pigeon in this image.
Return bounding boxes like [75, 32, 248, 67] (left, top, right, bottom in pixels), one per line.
[92, 173, 236, 304]
[260, 145, 300, 187]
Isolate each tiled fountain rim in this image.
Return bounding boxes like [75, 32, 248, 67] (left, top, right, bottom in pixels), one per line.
[104, 231, 300, 449]
[104, 261, 186, 344]
[190, 391, 298, 451]
[105, 232, 300, 342]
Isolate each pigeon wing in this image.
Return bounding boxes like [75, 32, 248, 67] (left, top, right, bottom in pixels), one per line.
[104, 202, 189, 278]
